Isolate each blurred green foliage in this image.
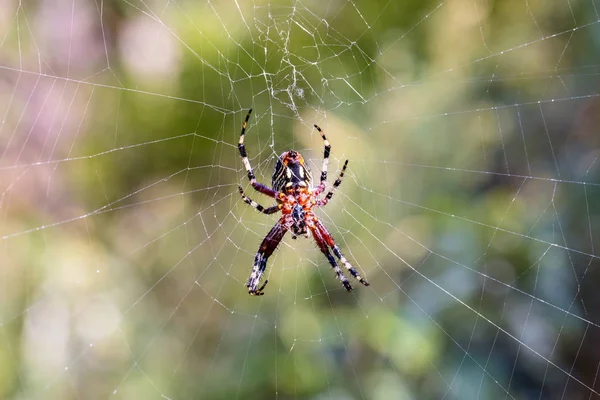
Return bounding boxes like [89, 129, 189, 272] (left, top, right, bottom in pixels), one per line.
[2, 0, 600, 399]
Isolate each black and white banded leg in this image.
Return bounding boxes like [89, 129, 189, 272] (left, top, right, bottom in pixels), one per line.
[311, 226, 352, 292]
[247, 223, 287, 295]
[313, 124, 331, 196]
[315, 220, 369, 287]
[238, 109, 278, 198]
[331, 244, 369, 287]
[238, 186, 281, 215]
[317, 159, 348, 206]
[239, 109, 255, 182]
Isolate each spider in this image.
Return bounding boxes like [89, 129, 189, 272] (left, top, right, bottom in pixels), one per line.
[237, 109, 370, 296]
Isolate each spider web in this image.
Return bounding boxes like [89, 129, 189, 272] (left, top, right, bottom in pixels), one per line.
[2, 0, 600, 398]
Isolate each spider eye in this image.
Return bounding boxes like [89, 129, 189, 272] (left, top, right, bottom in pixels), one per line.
[288, 150, 298, 159]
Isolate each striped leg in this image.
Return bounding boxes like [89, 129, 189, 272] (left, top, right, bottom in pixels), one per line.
[316, 220, 369, 287]
[311, 225, 352, 292]
[238, 109, 278, 198]
[331, 245, 369, 287]
[312, 124, 331, 196]
[238, 186, 282, 215]
[316, 159, 348, 206]
[247, 223, 287, 296]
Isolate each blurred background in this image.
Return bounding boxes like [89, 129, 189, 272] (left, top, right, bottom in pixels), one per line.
[2, 0, 600, 398]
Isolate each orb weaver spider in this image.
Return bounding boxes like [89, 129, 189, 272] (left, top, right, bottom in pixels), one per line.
[237, 109, 370, 296]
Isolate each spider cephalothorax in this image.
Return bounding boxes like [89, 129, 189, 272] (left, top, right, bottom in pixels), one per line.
[238, 109, 370, 296]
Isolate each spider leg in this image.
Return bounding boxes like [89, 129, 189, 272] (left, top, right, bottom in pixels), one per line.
[315, 220, 369, 287]
[312, 124, 331, 196]
[316, 159, 348, 207]
[238, 108, 279, 198]
[247, 222, 287, 296]
[311, 225, 352, 292]
[238, 186, 282, 215]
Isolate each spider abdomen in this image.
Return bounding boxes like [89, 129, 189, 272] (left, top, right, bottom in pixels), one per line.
[272, 150, 313, 192]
